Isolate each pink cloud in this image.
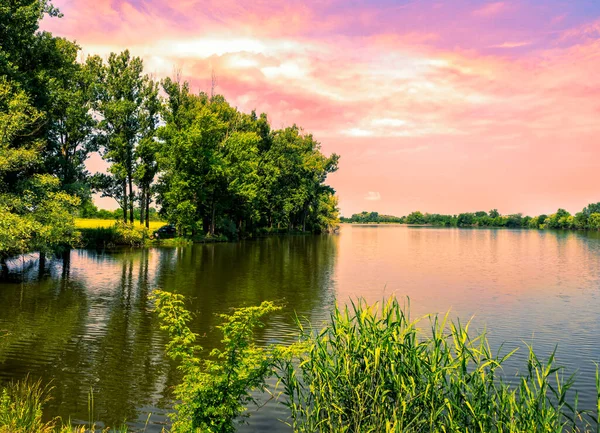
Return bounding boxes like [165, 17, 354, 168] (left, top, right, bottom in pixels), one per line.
[472, 2, 507, 17]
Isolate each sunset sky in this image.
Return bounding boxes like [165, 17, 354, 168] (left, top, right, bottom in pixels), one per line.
[42, 0, 600, 217]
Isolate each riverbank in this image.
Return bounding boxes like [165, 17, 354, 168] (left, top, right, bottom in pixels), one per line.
[76, 219, 321, 249]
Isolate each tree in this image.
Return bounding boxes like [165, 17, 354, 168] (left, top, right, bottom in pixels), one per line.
[94, 50, 157, 223]
[0, 79, 79, 273]
[44, 48, 98, 199]
[457, 213, 475, 227]
[406, 211, 426, 225]
[134, 79, 160, 228]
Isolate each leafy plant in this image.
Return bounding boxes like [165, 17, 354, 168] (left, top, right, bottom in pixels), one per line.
[152, 290, 284, 433]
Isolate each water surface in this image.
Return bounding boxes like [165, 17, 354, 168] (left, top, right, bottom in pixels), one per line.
[1, 226, 600, 430]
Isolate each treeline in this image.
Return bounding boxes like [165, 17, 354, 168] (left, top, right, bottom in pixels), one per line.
[341, 211, 403, 223]
[0, 1, 339, 263]
[344, 203, 600, 230]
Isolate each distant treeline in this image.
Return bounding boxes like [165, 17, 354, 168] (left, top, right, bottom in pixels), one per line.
[342, 203, 600, 230]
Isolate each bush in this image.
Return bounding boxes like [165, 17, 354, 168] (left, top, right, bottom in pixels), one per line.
[151, 290, 284, 433]
[79, 222, 149, 248]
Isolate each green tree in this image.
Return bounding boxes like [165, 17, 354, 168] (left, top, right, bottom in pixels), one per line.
[94, 50, 157, 223]
[406, 211, 426, 225]
[0, 79, 79, 273]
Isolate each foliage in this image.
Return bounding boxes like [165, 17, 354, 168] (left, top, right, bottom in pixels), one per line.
[341, 211, 402, 224]
[0, 78, 79, 262]
[91, 50, 160, 225]
[151, 290, 285, 433]
[0, 378, 55, 433]
[278, 297, 600, 433]
[158, 81, 339, 237]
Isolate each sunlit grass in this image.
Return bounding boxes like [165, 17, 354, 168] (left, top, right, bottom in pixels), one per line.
[75, 219, 165, 231]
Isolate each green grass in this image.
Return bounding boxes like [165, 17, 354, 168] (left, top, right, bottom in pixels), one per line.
[278, 297, 600, 433]
[75, 218, 165, 231]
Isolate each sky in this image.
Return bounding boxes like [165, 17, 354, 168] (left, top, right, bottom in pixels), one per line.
[42, 0, 600, 217]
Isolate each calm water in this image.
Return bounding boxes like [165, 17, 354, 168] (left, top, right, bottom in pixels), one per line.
[1, 225, 600, 431]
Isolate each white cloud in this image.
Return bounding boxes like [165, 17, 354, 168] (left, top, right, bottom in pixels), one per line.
[365, 191, 381, 201]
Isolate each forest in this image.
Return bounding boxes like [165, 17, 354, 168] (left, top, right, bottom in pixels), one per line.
[343, 204, 600, 230]
[0, 1, 340, 265]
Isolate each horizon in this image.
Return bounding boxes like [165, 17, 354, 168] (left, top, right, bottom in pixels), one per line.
[42, 0, 600, 216]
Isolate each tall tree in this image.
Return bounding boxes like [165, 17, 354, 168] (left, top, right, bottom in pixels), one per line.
[94, 50, 156, 223]
[134, 78, 160, 228]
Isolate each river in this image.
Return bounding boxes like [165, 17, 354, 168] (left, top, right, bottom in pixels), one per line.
[1, 225, 600, 431]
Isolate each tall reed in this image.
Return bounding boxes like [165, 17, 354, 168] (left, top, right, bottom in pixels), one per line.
[277, 297, 600, 433]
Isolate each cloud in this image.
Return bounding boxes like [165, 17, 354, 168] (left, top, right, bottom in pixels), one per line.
[472, 2, 506, 17]
[491, 41, 531, 48]
[365, 192, 381, 201]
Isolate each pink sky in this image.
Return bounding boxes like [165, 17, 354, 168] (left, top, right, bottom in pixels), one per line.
[42, 0, 600, 217]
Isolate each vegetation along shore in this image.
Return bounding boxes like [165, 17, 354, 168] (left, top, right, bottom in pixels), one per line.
[2, 293, 600, 432]
[343, 203, 600, 230]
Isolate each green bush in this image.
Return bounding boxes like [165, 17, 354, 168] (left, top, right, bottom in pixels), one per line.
[151, 290, 284, 433]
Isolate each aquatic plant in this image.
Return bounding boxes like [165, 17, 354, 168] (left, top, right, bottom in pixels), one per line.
[277, 297, 600, 433]
[0, 377, 55, 433]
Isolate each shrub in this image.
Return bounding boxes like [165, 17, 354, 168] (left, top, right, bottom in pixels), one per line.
[79, 222, 149, 248]
[151, 290, 284, 433]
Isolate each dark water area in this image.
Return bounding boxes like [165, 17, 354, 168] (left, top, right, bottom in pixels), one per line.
[1, 225, 600, 431]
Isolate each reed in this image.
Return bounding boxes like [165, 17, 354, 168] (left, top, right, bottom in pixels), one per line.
[277, 297, 600, 433]
[0, 377, 54, 433]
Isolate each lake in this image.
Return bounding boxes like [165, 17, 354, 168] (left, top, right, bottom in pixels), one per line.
[1, 225, 600, 431]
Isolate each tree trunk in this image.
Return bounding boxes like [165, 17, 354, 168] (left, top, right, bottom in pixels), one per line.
[210, 201, 216, 236]
[128, 175, 134, 224]
[145, 187, 150, 229]
[139, 188, 145, 225]
[1, 258, 8, 280]
[302, 207, 308, 232]
[123, 179, 128, 222]
[61, 249, 71, 279]
[38, 252, 46, 279]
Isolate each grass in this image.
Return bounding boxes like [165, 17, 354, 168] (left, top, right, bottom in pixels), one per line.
[0, 378, 145, 432]
[278, 297, 600, 433]
[75, 219, 165, 231]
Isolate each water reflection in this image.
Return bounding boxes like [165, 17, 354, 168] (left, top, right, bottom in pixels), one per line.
[0, 235, 338, 431]
[1, 228, 600, 430]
